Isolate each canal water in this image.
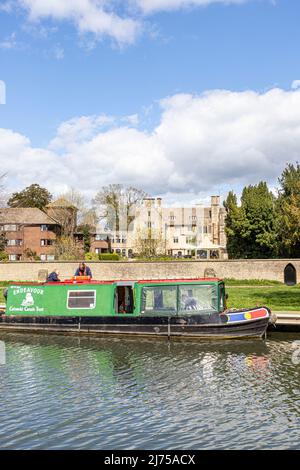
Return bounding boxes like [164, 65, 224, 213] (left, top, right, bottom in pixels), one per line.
[0, 332, 299, 450]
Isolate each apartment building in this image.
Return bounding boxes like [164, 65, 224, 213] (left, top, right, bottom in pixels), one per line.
[0, 208, 60, 261]
[110, 196, 227, 259]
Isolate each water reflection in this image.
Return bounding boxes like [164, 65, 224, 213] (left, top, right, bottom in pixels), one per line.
[0, 332, 299, 449]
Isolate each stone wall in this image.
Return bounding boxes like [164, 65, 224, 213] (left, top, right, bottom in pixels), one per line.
[0, 259, 299, 283]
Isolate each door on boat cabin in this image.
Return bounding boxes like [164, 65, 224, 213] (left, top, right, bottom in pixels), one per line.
[114, 282, 135, 314]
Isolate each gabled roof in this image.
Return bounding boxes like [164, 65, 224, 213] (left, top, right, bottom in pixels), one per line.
[0, 208, 60, 225]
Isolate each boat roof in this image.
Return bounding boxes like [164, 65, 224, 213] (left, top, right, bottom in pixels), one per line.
[10, 277, 223, 286]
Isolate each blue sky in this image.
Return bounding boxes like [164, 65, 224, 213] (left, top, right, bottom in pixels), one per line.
[1, 0, 300, 203]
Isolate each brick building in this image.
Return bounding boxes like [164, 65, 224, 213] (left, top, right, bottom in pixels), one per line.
[0, 208, 60, 261]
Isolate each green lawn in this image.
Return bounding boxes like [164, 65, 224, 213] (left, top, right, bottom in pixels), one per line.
[0, 281, 17, 304]
[226, 284, 300, 311]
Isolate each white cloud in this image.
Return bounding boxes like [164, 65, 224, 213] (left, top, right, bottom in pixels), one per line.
[17, 0, 141, 46]
[53, 44, 64, 60]
[49, 115, 116, 151]
[4, 0, 253, 47]
[2, 86, 300, 201]
[134, 0, 248, 14]
[291, 80, 300, 90]
[0, 32, 18, 50]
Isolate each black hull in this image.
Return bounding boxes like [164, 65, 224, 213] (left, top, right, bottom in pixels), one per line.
[0, 314, 269, 340]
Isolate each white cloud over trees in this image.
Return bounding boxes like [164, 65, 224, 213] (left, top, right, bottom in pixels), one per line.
[1, 86, 300, 200]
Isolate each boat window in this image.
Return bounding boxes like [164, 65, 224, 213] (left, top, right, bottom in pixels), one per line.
[141, 286, 177, 315]
[67, 290, 96, 309]
[219, 283, 225, 311]
[178, 285, 218, 314]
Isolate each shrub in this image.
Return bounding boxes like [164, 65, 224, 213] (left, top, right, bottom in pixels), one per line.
[0, 251, 8, 262]
[84, 252, 99, 261]
[99, 253, 120, 261]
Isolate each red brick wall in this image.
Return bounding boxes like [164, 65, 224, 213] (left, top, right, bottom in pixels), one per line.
[5, 225, 57, 259]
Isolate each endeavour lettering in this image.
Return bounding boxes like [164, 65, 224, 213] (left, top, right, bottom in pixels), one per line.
[13, 287, 44, 296]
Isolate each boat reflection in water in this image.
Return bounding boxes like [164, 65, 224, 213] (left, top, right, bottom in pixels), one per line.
[0, 332, 299, 450]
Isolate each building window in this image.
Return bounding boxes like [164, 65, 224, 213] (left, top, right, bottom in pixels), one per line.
[67, 291, 96, 309]
[173, 237, 179, 243]
[197, 250, 207, 259]
[95, 234, 108, 241]
[169, 215, 175, 221]
[40, 254, 47, 261]
[4, 225, 17, 231]
[47, 255, 55, 261]
[7, 239, 23, 246]
[9, 254, 22, 261]
[41, 239, 54, 246]
[41, 225, 49, 232]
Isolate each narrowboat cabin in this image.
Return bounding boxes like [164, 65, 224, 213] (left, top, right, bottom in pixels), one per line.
[0, 278, 275, 339]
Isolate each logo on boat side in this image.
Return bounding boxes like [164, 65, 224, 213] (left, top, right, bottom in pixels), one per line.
[9, 289, 45, 313]
[21, 293, 34, 307]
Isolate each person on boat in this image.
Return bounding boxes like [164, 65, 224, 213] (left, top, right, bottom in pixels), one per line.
[74, 262, 92, 278]
[181, 294, 198, 310]
[47, 270, 61, 282]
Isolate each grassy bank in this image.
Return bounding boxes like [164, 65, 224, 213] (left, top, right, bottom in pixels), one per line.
[0, 281, 16, 303]
[226, 284, 300, 311]
[224, 278, 283, 286]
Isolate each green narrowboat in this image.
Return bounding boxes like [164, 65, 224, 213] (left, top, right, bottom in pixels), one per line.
[0, 277, 275, 339]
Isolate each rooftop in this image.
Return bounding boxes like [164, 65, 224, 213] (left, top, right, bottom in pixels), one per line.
[0, 207, 59, 225]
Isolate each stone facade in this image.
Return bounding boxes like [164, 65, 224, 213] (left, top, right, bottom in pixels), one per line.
[0, 259, 299, 283]
[109, 195, 227, 259]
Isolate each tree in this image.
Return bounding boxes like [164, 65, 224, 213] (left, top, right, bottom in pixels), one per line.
[8, 184, 52, 210]
[76, 224, 91, 253]
[0, 173, 7, 207]
[54, 236, 83, 261]
[223, 191, 244, 258]
[134, 227, 165, 258]
[277, 163, 300, 257]
[0, 232, 6, 252]
[224, 183, 277, 259]
[58, 188, 98, 228]
[93, 184, 148, 234]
